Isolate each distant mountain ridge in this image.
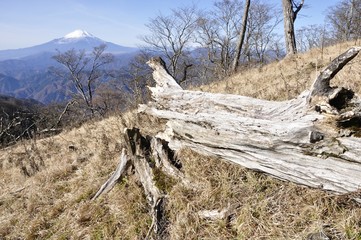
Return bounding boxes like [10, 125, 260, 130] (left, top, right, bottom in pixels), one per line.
[0, 29, 137, 60]
[0, 30, 139, 103]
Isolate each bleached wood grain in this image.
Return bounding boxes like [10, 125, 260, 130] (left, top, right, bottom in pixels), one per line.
[140, 48, 361, 194]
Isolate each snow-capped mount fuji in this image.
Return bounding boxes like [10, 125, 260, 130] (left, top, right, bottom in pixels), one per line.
[55, 29, 97, 44]
[64, 29, 94, 39]
[0, 30, 139, 103]
[0, 29, 138, 60]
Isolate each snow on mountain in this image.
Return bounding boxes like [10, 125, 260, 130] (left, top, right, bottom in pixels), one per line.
[0, 30, 138, 60]
[56, 29, 101, 45]
[64, 29, 94, 39]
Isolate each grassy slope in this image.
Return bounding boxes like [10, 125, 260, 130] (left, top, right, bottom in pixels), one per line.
[1, 42, 361, 239]
[198, 41, 361, 100]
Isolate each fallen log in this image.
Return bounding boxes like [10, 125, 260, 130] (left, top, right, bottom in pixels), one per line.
[92, 49, 361, 238]
[139, 48, 361, 194]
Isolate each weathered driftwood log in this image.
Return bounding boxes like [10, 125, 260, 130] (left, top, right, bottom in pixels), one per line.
[139, 47, 361, 195]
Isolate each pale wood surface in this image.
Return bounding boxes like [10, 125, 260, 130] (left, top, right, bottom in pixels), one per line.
[140, 48, 361, 194]
[92, 148, 129, 200]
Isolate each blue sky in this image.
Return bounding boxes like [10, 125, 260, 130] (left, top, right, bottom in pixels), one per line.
[0, 0, 341, 50]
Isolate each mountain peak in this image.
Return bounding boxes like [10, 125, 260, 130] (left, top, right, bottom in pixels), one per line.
[64, 30, 94, 39]
[0, 29, 138, 61]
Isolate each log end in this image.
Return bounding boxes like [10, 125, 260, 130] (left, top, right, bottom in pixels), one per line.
[147, 57, 183, 92]
[147, 57, 168, 71]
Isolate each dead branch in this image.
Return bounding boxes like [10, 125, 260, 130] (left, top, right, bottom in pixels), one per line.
[198, 203, 239, 221]
[309, 46, 361, 98]
[92, 148, 129, 200]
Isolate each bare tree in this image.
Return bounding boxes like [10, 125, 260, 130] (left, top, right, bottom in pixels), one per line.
[327, 0, 361, 41]
[93, 81, 128, 115]
[282, 0, 304, 55]
[245, 0, 282, 63]
[196, 0, 243, 76]
[126, 52, 153, 107]
[232, 0, 251, 72]
[53, 44, 113, 116]
[142, 5, 199, 82]
[296, 24, 332, 52]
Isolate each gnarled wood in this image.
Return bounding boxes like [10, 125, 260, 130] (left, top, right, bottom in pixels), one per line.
[92, 148, 129, 200]
[151, 137, 197, 189]
[94, 128, 183, 238]
[123, 128, 169, 238]
[140, 47, 361, 194]
[309, 47, 361, 97]
[92, 47, 361, 240]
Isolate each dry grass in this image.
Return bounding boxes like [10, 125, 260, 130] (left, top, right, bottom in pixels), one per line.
[197, 41, 361, 100]
[1, 42, 361, 239]
[166, 149, 361, 239]
[0, 115, 126, 239]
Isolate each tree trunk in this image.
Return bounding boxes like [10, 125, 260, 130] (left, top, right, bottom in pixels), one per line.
[139, 47, 361, 195]
[231, 0, 251, 72]
[282, 0, 303, 55]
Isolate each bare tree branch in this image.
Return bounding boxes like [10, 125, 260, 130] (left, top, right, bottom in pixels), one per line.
[53, 44, 114, 116]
